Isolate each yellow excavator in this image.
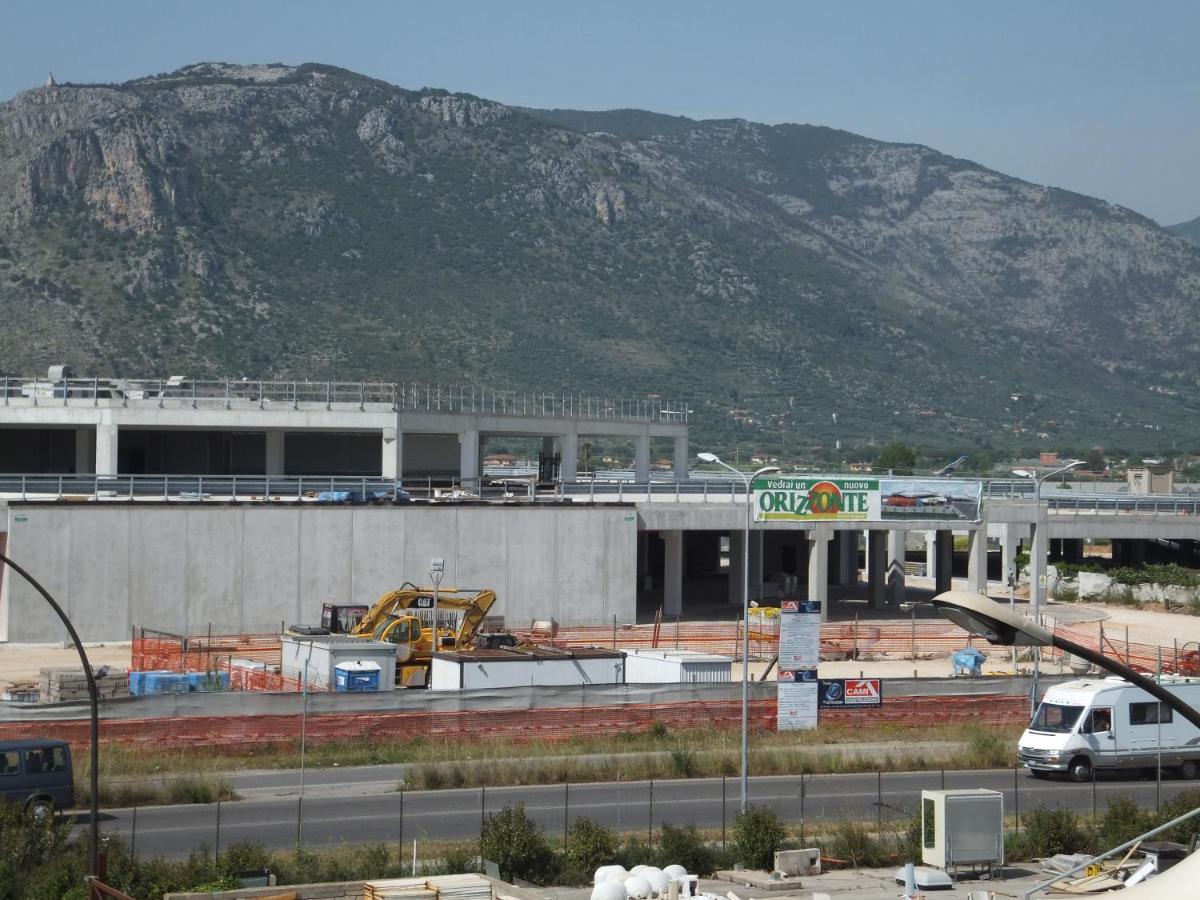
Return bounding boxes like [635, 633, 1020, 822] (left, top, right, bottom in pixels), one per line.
[339, 585, 504, 687]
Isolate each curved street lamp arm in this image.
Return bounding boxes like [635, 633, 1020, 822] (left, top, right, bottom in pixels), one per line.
[1051, 633, 1200, 732]
[0, 551, 100, 876]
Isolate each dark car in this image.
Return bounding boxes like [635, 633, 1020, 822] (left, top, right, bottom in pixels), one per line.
[0, 738, 75, 819]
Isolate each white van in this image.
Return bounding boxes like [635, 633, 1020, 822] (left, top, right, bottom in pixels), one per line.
[1017, 676, 1200, 782]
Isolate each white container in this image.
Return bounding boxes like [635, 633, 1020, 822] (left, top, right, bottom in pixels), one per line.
[920, 789, 1004, 869]
[281, 634, 396, 690]
[623, 649, 732, 684]
[430, 648, 625, 691]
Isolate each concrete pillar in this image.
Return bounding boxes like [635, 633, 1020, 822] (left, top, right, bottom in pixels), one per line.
[634, 434, 651, 483]
[663, 530, 683, 617]
[673, 435, 689, 480]
[74, 427, 91, 474]
[887, 530, 906, 606]
[95, 423, 118, 476]
[808, 528, 832, 622]
[1063, 538, 1084, 563]
[749, 531, 764, 603]
[935, 530, 954, 594]
[459, 429, 480, 487]
[265, 430, 286, 476]
[1030, 522, 1047, 620]
[728, 530, 744, 606]
[967, 529, 988, 595]
[839, 530, 860, 585]
[558, 433, 578, 482]
[926, 531, 937, 580]
[1001, 524, 1021, 587]
[381, 427, 402, 480]
[868, 529, 888, 610]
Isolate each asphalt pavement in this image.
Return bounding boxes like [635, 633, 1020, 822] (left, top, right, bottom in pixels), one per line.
[86, 766, 1198, 859]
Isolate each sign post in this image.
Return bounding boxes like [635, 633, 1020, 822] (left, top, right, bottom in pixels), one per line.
[777, 599, 821, 730]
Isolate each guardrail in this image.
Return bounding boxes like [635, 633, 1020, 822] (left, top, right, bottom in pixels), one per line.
[0, 375, 688, 423]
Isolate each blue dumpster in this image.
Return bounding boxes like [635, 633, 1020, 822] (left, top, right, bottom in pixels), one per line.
[334, 660, 381, 692]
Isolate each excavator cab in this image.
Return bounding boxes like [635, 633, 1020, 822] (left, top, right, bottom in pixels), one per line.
[372, 615, 423, 662]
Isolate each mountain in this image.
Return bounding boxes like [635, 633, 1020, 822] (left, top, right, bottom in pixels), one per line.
[1168, 216, 1200, 246]
[2, 62, 1200, 456]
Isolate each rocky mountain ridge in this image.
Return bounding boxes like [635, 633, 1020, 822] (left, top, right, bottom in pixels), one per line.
[2, 62, 1199, 453]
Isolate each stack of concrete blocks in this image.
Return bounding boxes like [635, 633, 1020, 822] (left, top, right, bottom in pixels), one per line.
[38, 667, 129, 703]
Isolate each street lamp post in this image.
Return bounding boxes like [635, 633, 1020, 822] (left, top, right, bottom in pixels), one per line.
[0, 552, 100, 876]
[697, 452, 780, 813]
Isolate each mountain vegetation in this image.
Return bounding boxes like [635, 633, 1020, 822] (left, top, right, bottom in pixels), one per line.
[2, 62, 1200, 456]
[1168, 215, 1200, 246]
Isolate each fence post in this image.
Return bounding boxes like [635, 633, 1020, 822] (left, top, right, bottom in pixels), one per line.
[911, 608, 916, 661]
[648, 778, 654, 847]
[721, 775, 727, 850]
[215, 798, 222, 858]
[399, 789, 404, 866]
[1014, 765, 1019, 833]
[564, 782, 570, 845]
[131, 807, 137, 860]
[877, 771, 882, 834]
[480, 786, 485, 839]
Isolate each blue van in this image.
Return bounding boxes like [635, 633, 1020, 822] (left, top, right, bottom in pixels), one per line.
[0, 739, 75, 819]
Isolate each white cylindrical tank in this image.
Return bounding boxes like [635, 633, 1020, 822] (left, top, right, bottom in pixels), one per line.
[595, 866, 628, 885]
[624, 875, 652, 899]
[592, 882, 627, 900]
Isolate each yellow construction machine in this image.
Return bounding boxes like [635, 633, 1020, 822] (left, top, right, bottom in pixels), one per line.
[342, 585, 503, 687]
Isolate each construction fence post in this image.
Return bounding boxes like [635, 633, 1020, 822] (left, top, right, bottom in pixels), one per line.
[648, 779, 654, 848]
[398, 790, 404, 869]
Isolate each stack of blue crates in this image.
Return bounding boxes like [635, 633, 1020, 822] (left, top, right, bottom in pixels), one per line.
[129, 671, 231, 695]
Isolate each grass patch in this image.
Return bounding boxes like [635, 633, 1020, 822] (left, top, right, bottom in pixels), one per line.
[75, 774, 239, 808]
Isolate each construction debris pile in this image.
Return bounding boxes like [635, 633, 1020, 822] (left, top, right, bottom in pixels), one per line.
[38, 667, 128, 703]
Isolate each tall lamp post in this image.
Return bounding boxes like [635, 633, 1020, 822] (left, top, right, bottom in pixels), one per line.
[697, 452, 780, 813]
[0, 552, 100, 876]
[1012, 460, 1083, 622]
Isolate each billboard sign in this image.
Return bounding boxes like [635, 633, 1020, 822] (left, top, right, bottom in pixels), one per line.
[818, 678, 883, 708]
[777, 669, 818, 730]
[752, 476, 982, 523]
[778, 599, 821, 670]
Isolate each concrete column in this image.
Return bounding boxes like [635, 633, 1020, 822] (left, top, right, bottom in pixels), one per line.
[74, 427, 91, 474]
[807, 528, 832, 622]
[95, 423, 118, 476]
[663, 530, 683, 617]
[265, 430, 285, 476]
[558, 433, 578, 482]
[838, 530, 860, 585]
[1030, 522, 1047, 619]
[1001, 524, 1021, 587]
[925, 531, 937, 580]
[673, 435, 689, 480]
[935, 530, 954, 594]
[868, 529, 888, 610]
[887, 530, 906, 606]
[967, 529, 988, 595]
[381, 427, 402, 480]
[1063, 538, 1084, 563]
[634, 433, 651, 483]
[749, 531, 764, 603]
[459, 429, 480, 487]
[728, 530, 744, 606]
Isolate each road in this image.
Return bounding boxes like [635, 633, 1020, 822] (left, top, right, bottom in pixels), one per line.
[87, 766, 1198, 858]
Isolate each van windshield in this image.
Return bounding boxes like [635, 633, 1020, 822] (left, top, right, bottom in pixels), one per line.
[1030, 702, 1085, 734]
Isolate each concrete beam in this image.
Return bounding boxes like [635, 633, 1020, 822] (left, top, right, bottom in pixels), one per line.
[663, 530, 682, 617]
[887, 530, 906, 606]
[808, 528, 832, 622]
[264, 430, 285, 476]
[381, 427, 402, 480]
[96, 423, 118, 476]
[634, 434, 650, 483]
[967, 529, 988, 595]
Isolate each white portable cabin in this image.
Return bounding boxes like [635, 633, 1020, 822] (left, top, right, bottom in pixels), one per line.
[623, 649, 732, 683]
[1018, 675, 1200, 780]
[281, 634, 397, 690]
[430, 648, 625, 691]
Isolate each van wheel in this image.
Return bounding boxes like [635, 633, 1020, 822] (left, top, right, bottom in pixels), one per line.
[1181, 760, 1199, 780]
[1029, 769, 1050, 780]
[1069, 757, 1093, 783]
[27, 798, 54, 824]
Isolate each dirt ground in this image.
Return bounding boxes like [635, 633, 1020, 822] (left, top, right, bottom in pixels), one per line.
[0, 642, 132, 687]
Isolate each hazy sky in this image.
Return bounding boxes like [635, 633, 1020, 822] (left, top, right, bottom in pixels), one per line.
[3, 1, 1197, 224]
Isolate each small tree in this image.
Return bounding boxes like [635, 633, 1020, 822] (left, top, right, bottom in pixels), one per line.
[732, 806, 786, 871]
[874, 442, 916, 475]
[658, 823, 714, 876]
[480, 803, 555, 884]
[564, 818, 618, 878]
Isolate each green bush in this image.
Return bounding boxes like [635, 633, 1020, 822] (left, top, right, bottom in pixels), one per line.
[1157, 789, 1200, 845]
[669, 748, 698, 778]
[658, 823, 715, 876]
[732, 806, 787, 871]
[1110, 564, 1200, 588]
[564, 818, 618, 877]
[1009, 808, 1093, 860]
[827, 821, 891, 868]
[1095, 797, 1153, 851]
[479, 803, 556, 884]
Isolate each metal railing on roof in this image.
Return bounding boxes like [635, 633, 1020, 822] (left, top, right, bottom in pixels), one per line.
[0, 375, 687, 423]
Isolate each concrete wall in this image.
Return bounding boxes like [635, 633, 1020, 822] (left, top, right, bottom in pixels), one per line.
[1, 504, 637, 643]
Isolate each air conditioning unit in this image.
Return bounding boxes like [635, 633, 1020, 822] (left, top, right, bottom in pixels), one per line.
[920, 789, 1004, 870]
